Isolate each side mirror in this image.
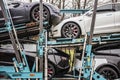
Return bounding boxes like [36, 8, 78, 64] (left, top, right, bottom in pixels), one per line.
[11, 3, 20, 8]
[8, 2, 20, 8]
[86, 11, 93, 17]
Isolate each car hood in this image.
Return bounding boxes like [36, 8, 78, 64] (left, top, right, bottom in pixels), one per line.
[62, 16, 84, 22]
[53, 15, 84, 29]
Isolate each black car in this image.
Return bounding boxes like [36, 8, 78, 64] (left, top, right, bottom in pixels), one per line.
[0, 40, 70, 79]
[0, 1, 61, 40]
[75, 42, 120, 80]
[0, 1, 61, 27]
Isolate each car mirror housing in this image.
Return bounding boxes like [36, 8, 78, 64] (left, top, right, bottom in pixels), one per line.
[12, 3, 20, 8]
[86, 12, 92, 17]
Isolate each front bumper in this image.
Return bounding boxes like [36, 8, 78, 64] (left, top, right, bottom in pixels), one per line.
[51, 13, 62, 26]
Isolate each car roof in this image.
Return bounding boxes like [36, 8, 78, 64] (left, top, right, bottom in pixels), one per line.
[92, 41, 120, 56]
[98, 2, 120, 8]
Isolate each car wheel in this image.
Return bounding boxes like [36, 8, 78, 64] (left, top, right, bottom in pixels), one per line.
[31, 5, 50, 23]
[61, 22, 81, 38]
[48, 63, 55, 80]
[97, 67, 119, 80]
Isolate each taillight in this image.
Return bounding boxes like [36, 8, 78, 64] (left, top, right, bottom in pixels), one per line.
[0, 75, 5, 78]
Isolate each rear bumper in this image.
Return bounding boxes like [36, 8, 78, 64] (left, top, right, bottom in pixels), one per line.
[51, 13, 61, 26]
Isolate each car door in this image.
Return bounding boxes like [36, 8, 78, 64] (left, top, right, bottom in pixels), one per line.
[9, 2, 28, 23]
[94, 4, 115, 34]
[0, 2, 27, 27]
[84, 4, 115, 34]
[114, 3, 120, 32]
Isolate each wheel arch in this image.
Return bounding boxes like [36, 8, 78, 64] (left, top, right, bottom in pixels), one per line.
[29, 3, 50, 21]
[95, 63, 120, 77]
[61, 21, 82, 38]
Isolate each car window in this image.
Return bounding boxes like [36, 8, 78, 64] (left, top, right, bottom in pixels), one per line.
[97, 49, 120, 54]
[94, 42, 120, 56]
[97, 4, 115, 12]
[115, 3, 120, 11]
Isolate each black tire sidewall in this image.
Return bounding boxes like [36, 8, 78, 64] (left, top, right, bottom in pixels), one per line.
[31, 5, 50, 23]
[98, 67, 118, 79]
[61, 22, 81, 38]
[48, 63, 56, 80]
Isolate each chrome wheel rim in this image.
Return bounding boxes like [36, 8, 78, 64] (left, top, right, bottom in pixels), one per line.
[62, 22, 80, 38]
[100, 69, 118, 80]
[48, 63, 55, 79]
[32, 6, 49, 22]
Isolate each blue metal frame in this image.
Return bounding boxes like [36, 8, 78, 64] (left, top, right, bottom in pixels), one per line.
[47, 33, 120, 80]
[47, 34, 120, 80]
[0, 66, 42, 79]
[0, 23, 26, 33]
[48, 33, 120, 46]
[45, 34, 120, 47]
[0, 0, 120, 79]
[0, 0, 43, 79]
[60, 9, 89, 14]
[37, 29, 46, 56]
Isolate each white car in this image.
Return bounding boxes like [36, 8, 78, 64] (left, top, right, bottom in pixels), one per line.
[51, 3, 120, 38]
[74, 42, 120, 79]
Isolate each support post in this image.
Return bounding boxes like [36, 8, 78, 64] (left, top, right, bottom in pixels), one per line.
[37, 0, 48, 80]
[0, 0, 30, 72]
[78, 0, 106, 80]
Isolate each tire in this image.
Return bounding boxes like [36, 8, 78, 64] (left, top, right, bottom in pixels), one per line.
[97, 67, 119, 80]
[48, 63, 55, 80]
[61, 22, 81, 38]
[31, 5, 50, 23]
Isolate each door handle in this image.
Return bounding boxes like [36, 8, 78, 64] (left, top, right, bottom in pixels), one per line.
[106, 14, 112, 16]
